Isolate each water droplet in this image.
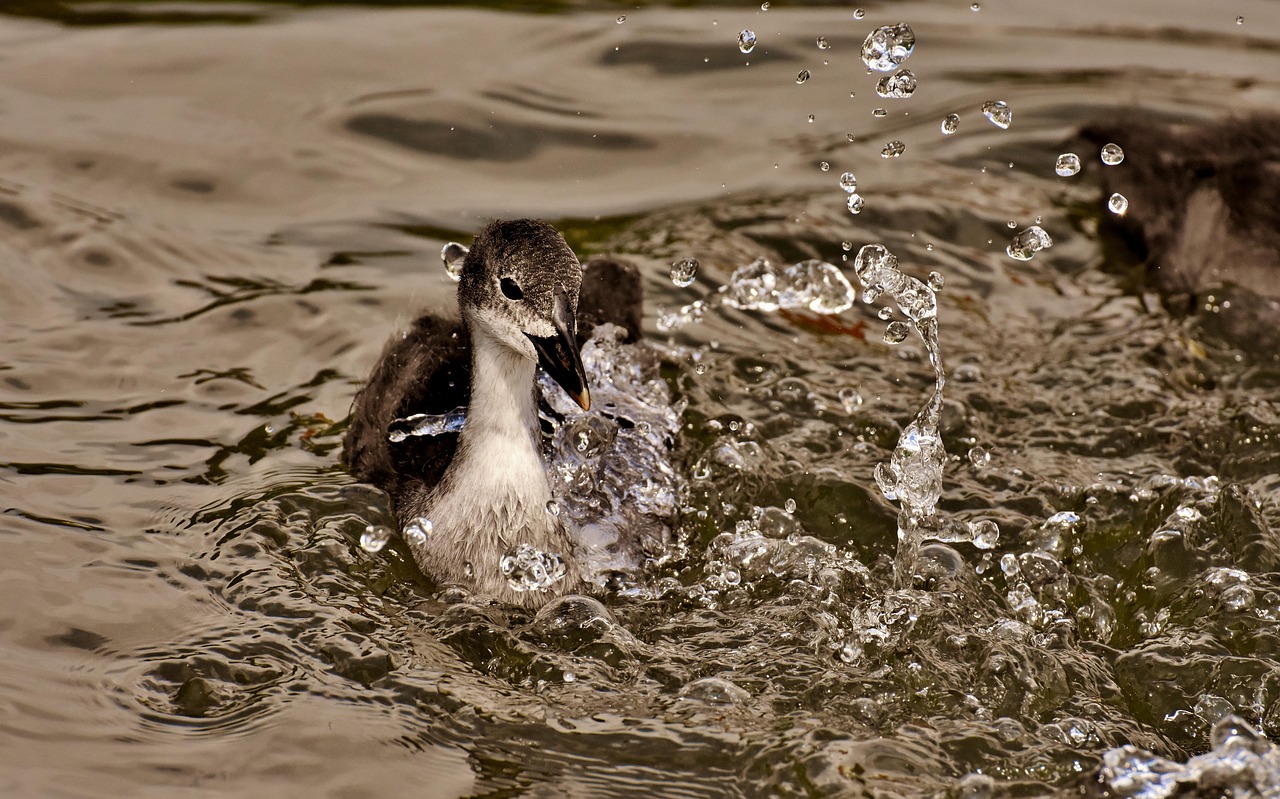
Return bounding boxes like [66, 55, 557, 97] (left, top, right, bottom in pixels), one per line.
[671, 258, 699, 287]
[546, 500, 560, 517]
[785, 498, 797, 513]
[616, 15, 625, 24]
[403, 517, 432, 547]
[928, 271, 944, 290]
[1236, 15, 1244, 25]
[838, 387, 863, 413]
[1108, 193, 1129, 215]
[861, 23, 916, 72]
[360, 525, 392, 553]
[442, 242, 468, 281]
[500, 543, 568, 592]
[796, 69, 811, 84]
[738, 29, 757, 54]
[1006, 225, 1053, 261]
[880, 140, 906, 158]
[1101, 143, 1125, 165]
[1006, 220, 1017, 229]
[941, 113, 960, 135]
[847, 193, 866, 214]
[875, 69, 917, 99]
[816, 36, 830, 50]
[1055, 152, 1081, 176]
[970, 520, 999, 549]
[981, 100, 1012, 129]
[872, 108, 888, 119]
[839, 172, 858, 193]
[853, 8, 865, 20]
[807, 114, 816, 123]
[820, 161, 831, 172]
[968, 446, 990, 468]
[841, 240, 853, 251]
[877, 306, 894, 320]
[883, 320, 910, 344]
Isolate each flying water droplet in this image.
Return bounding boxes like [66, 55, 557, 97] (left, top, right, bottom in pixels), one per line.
[816, 36, 830, 50]
[500, 543, 568, 593]
[853, 8, 865, 20]
[968, 446, 990, 467]
[847, 193, 866, 214]
[981, 100, 1012, 129]
[839, 172, 858, 192]
[1006, 225, 1053, 261]
[616, 15, 625, 24]
[861, 24, 916, 71]
[875, 69, 917, 99]
[1108, 193, 1129, 215]
[970, 520, 999, 549]
[403, 517, 433, 547]
[796, 69, 811, 84]
[883, 320, 911, 344]
[941, 113, 960, 135]
[1055, 153, 1082, 176]
[1236, 15, 1244, 25]
[928, 271, 944, 290]
[738, 29, 757, 54]
[361, 525, 392, 553]
[873, 107, 888, 118]
[970, 2, 982, 10]
[881, 140, 906, 158]
[838, 387, 863, 413]
[877, 306, 894, 320]
[1101, 143, 1125, 165]
[760, 1, 770, 9]
[785, 498, 797, 513]
[820, 161, 830, 172]
[442, 242, 468, 281]
[671, 258, 699, 287]
[546, 500, 560, 517]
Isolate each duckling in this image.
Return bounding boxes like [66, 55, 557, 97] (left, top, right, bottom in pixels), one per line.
[342, 219, 645, 607]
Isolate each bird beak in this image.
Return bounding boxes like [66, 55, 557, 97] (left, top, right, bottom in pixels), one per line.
[528, 290, 591, 411]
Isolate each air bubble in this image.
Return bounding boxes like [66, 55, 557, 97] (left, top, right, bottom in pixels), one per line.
[981, 100, 1012, 129]
[1101, 143, 1124, 165]
[500, 543, 568, 593]
[360, 525, 392, 553]
[671, 258, 699, 287]
[1055, 153, 1081, 176]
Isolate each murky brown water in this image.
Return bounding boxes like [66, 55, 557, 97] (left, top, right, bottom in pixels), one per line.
[3, 1, 1280, 797]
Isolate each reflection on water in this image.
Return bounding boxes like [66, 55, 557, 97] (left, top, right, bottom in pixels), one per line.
[2, 1, 1280, 796]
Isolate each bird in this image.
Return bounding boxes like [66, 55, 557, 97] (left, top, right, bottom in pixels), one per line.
[1078, 114, 1280, 355]
[342, 218, 650, 608]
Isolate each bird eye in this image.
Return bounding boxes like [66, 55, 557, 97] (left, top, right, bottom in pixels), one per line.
[500, 277, 524, 301]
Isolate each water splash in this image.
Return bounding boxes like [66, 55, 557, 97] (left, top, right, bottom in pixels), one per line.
[500, 543, 568, 592]
[388, 408, 467, 442]
[1101, 716, 1280, 799]
[853, 244, 998, 585]
[658, 256, 855, 331]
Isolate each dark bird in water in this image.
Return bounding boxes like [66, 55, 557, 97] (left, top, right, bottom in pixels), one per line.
[342, 219, 647, 607]
[1079, 114, 1280, 354]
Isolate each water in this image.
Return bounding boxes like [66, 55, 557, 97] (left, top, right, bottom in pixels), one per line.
[4, 1, 1280, 797]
